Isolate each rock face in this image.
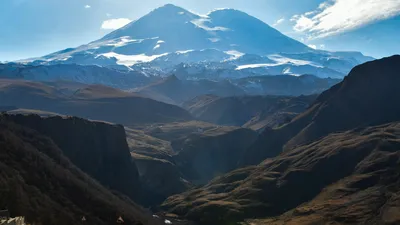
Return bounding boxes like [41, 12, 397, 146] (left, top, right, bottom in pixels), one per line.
[126, 123, 258, 205]
[183, 94, 316, 130]
[125, 127, 192, 206]
[242, 55, 400, 165]
[161, 55, 400, 225]
[133, 153, 192, 206]
[3, 114, 142, 201]
[0, 115, 160, 225]
[172, 127, 258, 185]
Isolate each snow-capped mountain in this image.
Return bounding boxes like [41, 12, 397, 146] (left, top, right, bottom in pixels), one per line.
[21, 4, 374, 79]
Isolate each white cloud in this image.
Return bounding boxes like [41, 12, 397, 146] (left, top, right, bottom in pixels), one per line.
[304, 11, 316, 16]
[293, 15, 315, 31]
[106, 13, 112, 17]
[84, 5, 91, 9]
[320, 44, 326, 49]
[308, 44, 317, 49]
[291, 0, 400, 39]
[273, 18, 285, 27]
[101, 18, 132, 30]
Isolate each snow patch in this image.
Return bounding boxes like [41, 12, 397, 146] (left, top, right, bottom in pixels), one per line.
[234, 54, 323, 70]
[283, 67, 292, 74]
[208, 38, 220, 43]
[191, 18, 230, 31]
[59, 56, 72, 61]
[207, 8, 234, 15]
[236, 63, 276, 70]
[104, 36, 138, 47]
[225, 50, 245, 60]
[267, 54, 322, 67]
[99, 52, 169, 66]
[154, 40, 165, 49]
[176, 50, 194, 54]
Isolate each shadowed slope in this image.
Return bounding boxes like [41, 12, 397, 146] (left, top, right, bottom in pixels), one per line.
[3, 114, 142, 202]
[0, 117, 161, 225]
[184, 94, 315, 130]
[242, 55, 400, 165]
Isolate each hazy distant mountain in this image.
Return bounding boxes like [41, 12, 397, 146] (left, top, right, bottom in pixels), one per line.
[134, 74, 339, 105]
[233, 74, 341, 96]
[135, 75, 246, 105]
[0, 79, 192, 125]
[19, 4, 373, 80]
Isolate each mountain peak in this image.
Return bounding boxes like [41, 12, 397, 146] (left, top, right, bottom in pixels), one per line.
[207, 8, 249, 17]
[165, 74, 179, 82]
[153, 3, 189, 14]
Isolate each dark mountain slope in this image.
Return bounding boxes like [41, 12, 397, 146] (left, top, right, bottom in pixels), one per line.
[184, 94, 316, 129]
[0, 117, 160, 225]
[162, 122, 400, 225]
[3, 114, 142, 201]
[0, 79, 193, 125]
[242, 55, 400, 165]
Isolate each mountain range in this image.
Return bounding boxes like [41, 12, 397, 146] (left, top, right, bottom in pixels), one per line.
[17, 4, 373, 81]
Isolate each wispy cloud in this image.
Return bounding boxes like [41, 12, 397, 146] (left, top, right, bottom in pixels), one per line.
[273, 18, 285, 27]
[84, 5, 91, 9]
[101, 18, 132, 30]
[291, 0, 400, 39]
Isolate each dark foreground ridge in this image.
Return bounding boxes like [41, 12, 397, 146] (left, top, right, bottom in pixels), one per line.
[0, 115, 161, 225]
[3, 114, 143, 202]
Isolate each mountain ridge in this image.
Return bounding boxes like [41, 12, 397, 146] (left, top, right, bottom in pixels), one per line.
[241, 55, 400, 165]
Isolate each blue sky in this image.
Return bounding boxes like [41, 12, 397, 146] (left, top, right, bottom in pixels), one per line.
[1, 0, 399, 61]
